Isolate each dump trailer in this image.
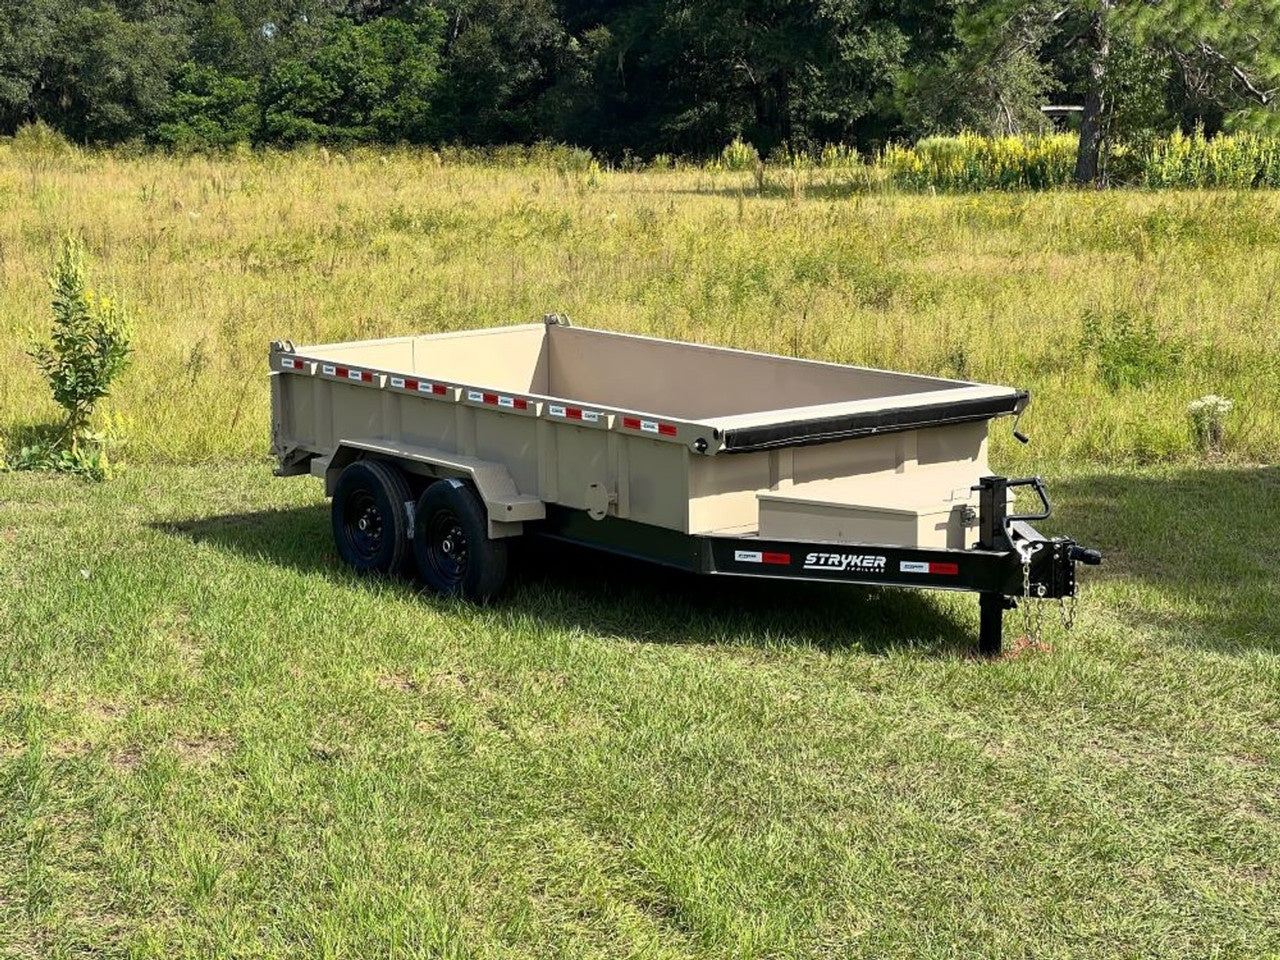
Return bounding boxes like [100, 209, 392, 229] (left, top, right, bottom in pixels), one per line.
[269, 316, 1100, 654]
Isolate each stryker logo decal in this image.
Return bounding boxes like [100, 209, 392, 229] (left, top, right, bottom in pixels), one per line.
[803, 552, 887, 573]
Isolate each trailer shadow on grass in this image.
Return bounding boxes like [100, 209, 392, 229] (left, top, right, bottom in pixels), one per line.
[159, 506, 976, 657]
[504, 538, 975, 656]
[1051, 464, 1280, 653]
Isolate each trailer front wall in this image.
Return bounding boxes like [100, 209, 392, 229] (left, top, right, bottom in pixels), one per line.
[684, 422, 989, 535]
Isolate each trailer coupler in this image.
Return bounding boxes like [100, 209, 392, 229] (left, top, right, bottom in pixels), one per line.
[975, 475, 1101, 655]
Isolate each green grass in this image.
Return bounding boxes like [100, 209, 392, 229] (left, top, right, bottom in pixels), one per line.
[1, 462, 1278, 958]
[2, 149, 1279, 956]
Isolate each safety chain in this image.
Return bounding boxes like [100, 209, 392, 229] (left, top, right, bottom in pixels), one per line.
[1059, 591, 1078, 631]
[1015, 539, 1081, 646]
[1017, 543, 1049, 647]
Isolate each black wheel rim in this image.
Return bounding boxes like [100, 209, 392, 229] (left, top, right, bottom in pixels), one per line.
[425, 508, 468, 585]
[343, 489, 385, 560]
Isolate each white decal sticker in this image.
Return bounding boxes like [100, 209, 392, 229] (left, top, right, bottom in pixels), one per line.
[734, 550, 763, 563]
[803, 552, 887, 573]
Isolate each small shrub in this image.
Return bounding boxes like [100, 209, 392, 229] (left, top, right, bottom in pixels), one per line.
[720, 137, 760, 172]
[1141, 128, 1280, 189]
[879, 133, 1077, 191]
[12, 120, 73, 160]
[18, 236, 133, 478]
[1077, 309, 1184, 391]
[4, 436, 117, 481]
[1187, 394, 1232, 457]
[817, 143, 860, 169]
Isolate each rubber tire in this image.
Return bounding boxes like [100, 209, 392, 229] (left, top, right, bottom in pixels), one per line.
[331, 459, 414, 575]
[413, 479, 508, 602]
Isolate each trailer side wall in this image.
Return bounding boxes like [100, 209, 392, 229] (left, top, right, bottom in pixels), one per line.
[272, 324, 1004, 539]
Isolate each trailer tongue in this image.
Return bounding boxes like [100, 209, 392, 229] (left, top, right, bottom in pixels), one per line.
[270, 315, 1100, 654]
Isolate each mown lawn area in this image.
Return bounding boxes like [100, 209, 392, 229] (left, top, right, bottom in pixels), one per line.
[1, 461, 1277, 958]
[2, 150, 1279, 957]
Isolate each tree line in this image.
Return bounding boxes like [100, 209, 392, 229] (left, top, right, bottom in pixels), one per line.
[2, 0, 1277, 181]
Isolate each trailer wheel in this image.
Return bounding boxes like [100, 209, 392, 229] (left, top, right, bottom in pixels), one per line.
[331, 459, 413, 576]
[413, 479, 507, 602]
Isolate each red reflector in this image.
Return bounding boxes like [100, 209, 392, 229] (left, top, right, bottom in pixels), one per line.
[432, 383, 446, 395]
[567, 407, 583, 420]
[360, 371, 372, 382]
[622, 417, 641, 430]
[514, 398, 528, 410]
[335, 366, 348, 378]
[762, 552, 791, 565]
[930, 562, 959, 575]
[658, 423, 677, 436]
[405, 378, 419, 391]
[483, 392, 498, 404]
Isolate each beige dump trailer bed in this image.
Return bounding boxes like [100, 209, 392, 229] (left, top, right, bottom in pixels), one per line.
[270, 316, 1098, 653]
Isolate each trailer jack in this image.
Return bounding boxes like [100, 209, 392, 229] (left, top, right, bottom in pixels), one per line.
[975, 475, 1102, 656]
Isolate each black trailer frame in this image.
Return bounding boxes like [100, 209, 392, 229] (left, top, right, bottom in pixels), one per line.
[532, 475, 1101, 655]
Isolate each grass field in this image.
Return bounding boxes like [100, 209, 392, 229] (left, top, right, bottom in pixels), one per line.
[2, 148, 1279, 957]
[2, 147, 1279, 466]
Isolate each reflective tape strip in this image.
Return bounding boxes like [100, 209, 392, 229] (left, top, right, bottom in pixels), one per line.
[549, 404, 601, 423]
[320, 363, 371, 382]
[469, 389, 527, 410]
[622, 416, 676, 436]
[280, 356, 303, 370]
[390, 375, 448, 395]
[734, 550, 791, 565]
[900, 560, 959, 575]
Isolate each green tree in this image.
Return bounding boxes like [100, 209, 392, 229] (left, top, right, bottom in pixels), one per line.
[261, 4, 443, 142]
[39, 3, 182, 143]
[897, 0, 1058, 137]
[0, 0, 61, 132]
[430, 0, 569, 144]
[156, 62, 260, 148]
[954, 0, 1280, 183]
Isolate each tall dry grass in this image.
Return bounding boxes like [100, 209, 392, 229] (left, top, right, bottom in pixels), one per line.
[1, 144, 1277, 468]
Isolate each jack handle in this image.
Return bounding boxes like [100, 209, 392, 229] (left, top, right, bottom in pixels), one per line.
[1002, 475, 1052, 522]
